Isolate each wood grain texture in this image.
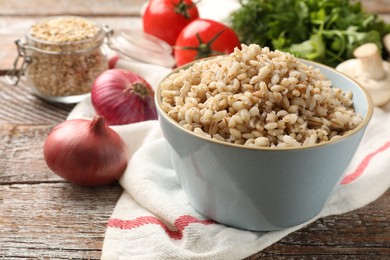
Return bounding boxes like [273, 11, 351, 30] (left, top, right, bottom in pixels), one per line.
[362, 0, 390, 14]
[0, 0, 146, 16]
[0, 97, 122, 259]
[0, 81, 389, 259]
[0, 0, 389, 259]
[0, 183, 122, 259]
[0, 0, 387, 16]
[251, 190, 390, 259]
[0, 80, 74, 125]
[0, 123, 66, 184]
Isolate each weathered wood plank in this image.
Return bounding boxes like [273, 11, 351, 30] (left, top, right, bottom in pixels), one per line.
[250, 189, 390, 258]
[0, 183, 388, 259]
[0, 79, 74, 125]
[0, 0, 387, 16]
[0, 0, 146, 16]
[0, 182, 122, 259]
[0, 123, 63, 184]
[0, 1, 389, 259]
[362, 0, 390, 14]
[1, 121, 389, 259]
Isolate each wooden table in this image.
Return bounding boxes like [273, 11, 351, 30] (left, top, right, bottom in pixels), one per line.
[1, 1, 389, 259]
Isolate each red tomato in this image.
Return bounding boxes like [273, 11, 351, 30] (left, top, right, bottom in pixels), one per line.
[174, 19, 241, 67]
[143, 0, 199, 46]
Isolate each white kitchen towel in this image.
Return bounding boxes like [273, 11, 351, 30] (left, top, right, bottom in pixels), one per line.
[67, 59, 390, 260]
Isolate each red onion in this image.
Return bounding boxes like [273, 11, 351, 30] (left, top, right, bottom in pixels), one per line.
[91, 69, 157, 125]
[43, 116, 129, 186]
[108, 55, 119, 69]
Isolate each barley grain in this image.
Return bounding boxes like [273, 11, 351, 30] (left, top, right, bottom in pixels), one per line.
[160, 44, 363, 148]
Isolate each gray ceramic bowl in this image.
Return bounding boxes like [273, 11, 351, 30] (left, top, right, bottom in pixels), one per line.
[155, 59, 373, 231]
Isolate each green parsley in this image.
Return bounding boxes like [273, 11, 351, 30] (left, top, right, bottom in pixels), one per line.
[230, 0, 390, 67]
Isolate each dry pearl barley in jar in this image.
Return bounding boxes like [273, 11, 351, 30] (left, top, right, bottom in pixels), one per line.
[25, 16, 108, 103]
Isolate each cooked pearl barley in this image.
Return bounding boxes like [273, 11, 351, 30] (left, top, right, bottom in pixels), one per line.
[264, 122, 278, 130]
[255, 137, 270, 147]
[160, 44, 363, 148]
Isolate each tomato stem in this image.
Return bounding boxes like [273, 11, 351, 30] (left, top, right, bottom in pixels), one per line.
[195, 30, 225, 59]
[175, 30, 226, 60]
[174, 0, 198, 19]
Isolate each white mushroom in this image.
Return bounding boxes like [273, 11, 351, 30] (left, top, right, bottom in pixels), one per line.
[336, 43, 390, 106]
[384, 34, 390, 55]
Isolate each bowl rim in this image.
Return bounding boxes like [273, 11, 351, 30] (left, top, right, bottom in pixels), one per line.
[155, 56, 374, 151]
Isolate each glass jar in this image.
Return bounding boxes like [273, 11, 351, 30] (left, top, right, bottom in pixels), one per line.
[9, 16, 108, 104]
[6, 16, 175, 104]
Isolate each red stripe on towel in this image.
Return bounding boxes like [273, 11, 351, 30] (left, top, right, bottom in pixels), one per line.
[341, 141, 390, 185]
[108, 215, 215, 240]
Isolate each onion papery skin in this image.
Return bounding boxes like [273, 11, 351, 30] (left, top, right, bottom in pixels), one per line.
[91, 69, 158, 125]
[43, 116, 129, 186]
